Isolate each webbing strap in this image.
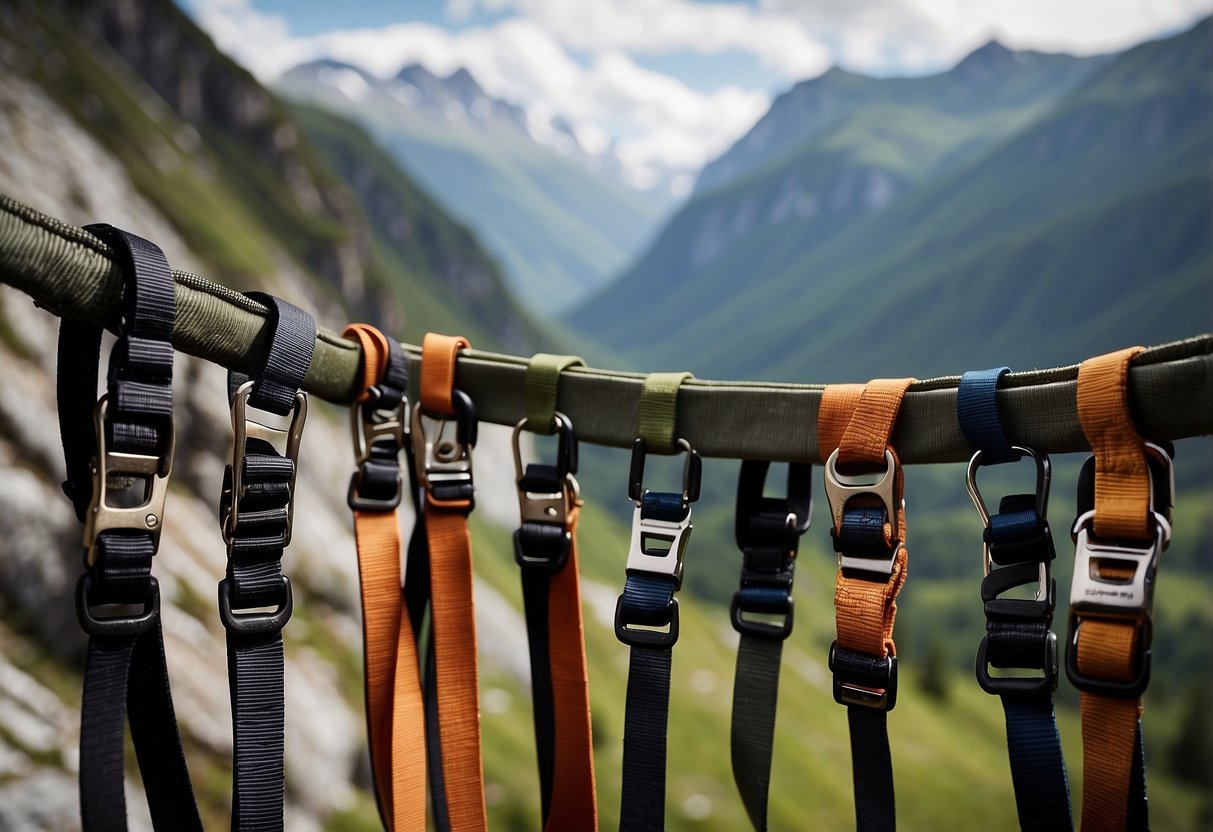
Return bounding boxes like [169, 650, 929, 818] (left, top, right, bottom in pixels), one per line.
[959, 368, 1072, 832]
[638, 371, 692, 452]
[220, 293, 315, 832]
[60, 224, 202, 832]
[729, 460, 811, 830]
[820, 379, 913, 832]
[344, 324, 426, 832]
[1072, 348, 1154, 832]
[525, 353, 585, 430]
[420, 333, 487, 832]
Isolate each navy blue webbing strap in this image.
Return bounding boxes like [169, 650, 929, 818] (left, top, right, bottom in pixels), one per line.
[960, 368, 1072, 832]
[219, 293, 314, 831]
[729, 461, 811, 831]
[60, 224, 203, 832]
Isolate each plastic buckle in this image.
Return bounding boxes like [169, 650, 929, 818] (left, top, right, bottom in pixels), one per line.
[829, 641, 898, 711]
[730, 585, 794, 640]
[218, 576, 293, 635]
[614, 595, 679, 648]
[223, 381, 307, 545]
[823, 447, 900, 575]
[75, 574, 160, 637]
[82, 397, 174, 567]
[512, 412, 578, 526]
[977, 628, 1058, 696]
[411, 390, 477, 509]
[967, 445, 1051, 579]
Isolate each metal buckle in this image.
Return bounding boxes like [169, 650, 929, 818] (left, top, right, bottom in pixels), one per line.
[351, 390, 409, 466]
[625, 503, 693, 589]
[966, 445, 1050, 581]
[1068, 509, 1170, 617]
[223, 381, 307, 545]
[512, 412, 578, 526]
[411, 390, 476, 507]
[82, 397, 174, 567]
[824, 448, 901, 575]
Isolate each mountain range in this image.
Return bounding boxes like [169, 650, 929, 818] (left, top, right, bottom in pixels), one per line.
[279, 59, 672, 313]
[572, 19, 1213, 384]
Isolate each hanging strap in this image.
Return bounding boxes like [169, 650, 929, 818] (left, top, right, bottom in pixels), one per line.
[729, 460, 812, 830]
[416, 332, 488, 832]
[218, 292, 314, 832]
[819, 378, 914, 832]
[514, 354, 598, 830]
[1069, 347, 1170, 832]
[344, 324, 426, 831]
[959, 368, 1072, 832]
[58, 224, 203, 832]
[615, 372, 701, 832]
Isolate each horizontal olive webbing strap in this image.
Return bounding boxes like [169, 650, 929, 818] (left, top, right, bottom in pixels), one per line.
[3, 193, 1211, 462]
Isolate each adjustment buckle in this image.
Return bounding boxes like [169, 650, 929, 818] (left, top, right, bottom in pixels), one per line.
[829, 641, 898, 711]
[218, 576, 293, 635]
[626, 504, 693, 588]
[75, 574, 161, 637]
[1068, 509, 1169, 617]
[512, 412, 578, 526]
[412, 390, 477, 509]
[82, 397, 174, 567]
[977, 629, 1058, 696]
[222, 381, 307, 545]
[824, 447, 900, 575]
[347, 391, 408, 511]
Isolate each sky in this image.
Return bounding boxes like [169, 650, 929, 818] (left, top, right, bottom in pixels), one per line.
[177, 0, 1213, 187]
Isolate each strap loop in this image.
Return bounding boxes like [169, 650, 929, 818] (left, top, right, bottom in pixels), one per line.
[638, 371, 692, 453]
[525, 353, 584, 432]
[420, 332, 470, 415]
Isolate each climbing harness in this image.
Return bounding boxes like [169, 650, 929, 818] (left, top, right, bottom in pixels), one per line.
[414, 332, 487, 831]
[818, 378, 914, 832]
[58, 224, 203, 832]
[959, 368, 1072, 831]
[615, 372, 701, 831]
[729, 460, 811, 831]
[512, 354, 598, 830]
[344, 324, 427, 831]
[1068, 348, 1174, 832]
[217, 292, 314, 831]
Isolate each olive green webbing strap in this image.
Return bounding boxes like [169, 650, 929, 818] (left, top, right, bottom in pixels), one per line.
[640, 371, 694, 452]
[525, 353, 584, 429]
[2, 193, 1211, 458]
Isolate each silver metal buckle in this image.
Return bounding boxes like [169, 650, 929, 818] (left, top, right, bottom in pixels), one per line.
[1069, 509, 1170, 617]
[625, 502, 693, 589]
[83, 397, 174, 566]
[350, 393, 408, 465]
[511, 415, 577, 525]
[966, 445, 1051, 597]
[411, 403, 473, 494]
[823, 447, 901, 575]
[224, 381, 307, 545]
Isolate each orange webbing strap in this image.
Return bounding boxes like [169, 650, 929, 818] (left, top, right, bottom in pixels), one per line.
[420, 333, 488, 831]
[1077, 347, 1150, 540]
[1073, 347, 1152, 832]
[544, 505, 598, 830]
[344, 324, 426, 832]
[820, 379, 914, 660]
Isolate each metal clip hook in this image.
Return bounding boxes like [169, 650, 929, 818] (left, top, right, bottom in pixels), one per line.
[411, 390, 477, 507]
[512, 412, 578, 526]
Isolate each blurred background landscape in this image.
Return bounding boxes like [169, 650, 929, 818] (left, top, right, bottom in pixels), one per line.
[0, 0, 1210, 828]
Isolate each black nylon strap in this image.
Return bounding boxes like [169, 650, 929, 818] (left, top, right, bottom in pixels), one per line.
[849, 707, 895, 832]
[620, 644, 673, 832]
[520, 565, 557, 819]
[219, 293, 314, 831]
[730, 635, 782, 830]
[61, 226, 201, 832]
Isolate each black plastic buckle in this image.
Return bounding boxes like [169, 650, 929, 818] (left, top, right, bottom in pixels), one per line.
[218, 576, 293, 635]
[513, 522, 572, 574]
[347, 470, 404, 512]
[76, 574, 160, 637]
[829, 641, 898, 711]
[730, 587, 793, 640]
[976, 630, 1058, 696]
[614, 595, 679, 648]
[1065, 615, 1151, 698]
